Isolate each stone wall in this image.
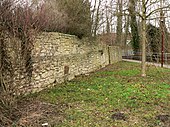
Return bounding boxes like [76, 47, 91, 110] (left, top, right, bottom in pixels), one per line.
[23, 32, 122, 93]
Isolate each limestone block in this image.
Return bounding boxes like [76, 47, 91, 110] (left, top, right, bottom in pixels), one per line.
[41, 70, 54, 78]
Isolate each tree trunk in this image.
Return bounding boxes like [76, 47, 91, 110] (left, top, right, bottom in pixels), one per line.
[141, 0, 146, 77]
[129, 0, 140, 55]
[93, 0, 101, 37]
[124, 15, 129, 46]
[115, 0, 123, 45]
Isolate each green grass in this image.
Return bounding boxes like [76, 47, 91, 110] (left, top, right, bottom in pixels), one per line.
[38, 61, 170, 127]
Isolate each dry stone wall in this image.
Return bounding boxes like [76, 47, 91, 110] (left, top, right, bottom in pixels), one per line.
[24, 32, 122, 93]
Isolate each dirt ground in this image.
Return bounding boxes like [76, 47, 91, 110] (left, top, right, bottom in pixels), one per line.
[0, 97, 67, 127]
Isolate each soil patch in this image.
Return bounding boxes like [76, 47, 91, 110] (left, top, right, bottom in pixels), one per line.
[1, 98, 67, 127]
[111, 112, 127, 121]
[156, 114, 170, 127]
[17, 100, 67, 127]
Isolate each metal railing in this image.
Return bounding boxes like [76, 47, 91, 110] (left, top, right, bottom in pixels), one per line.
[122, 52, 170, 64]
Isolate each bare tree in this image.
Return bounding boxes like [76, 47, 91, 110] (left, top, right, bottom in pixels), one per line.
[131, 0, 170, 76]
[123, 14, 130, 47]
[91, 0, 102, 37]
[115, 0, 123, 45]
[0, 0, 51, 125]
[141, 0, 147, 76]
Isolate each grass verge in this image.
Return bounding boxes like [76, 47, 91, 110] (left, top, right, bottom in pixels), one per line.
[11, 61, 170, 127]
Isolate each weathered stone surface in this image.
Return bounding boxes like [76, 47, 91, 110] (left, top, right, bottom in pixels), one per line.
[17, 32, 122, 94]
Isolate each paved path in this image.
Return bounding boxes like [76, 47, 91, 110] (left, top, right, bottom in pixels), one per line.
[122, 59, 170, 69]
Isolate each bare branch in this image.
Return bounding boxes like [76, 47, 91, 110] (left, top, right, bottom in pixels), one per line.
[146, 5, 170, 18]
